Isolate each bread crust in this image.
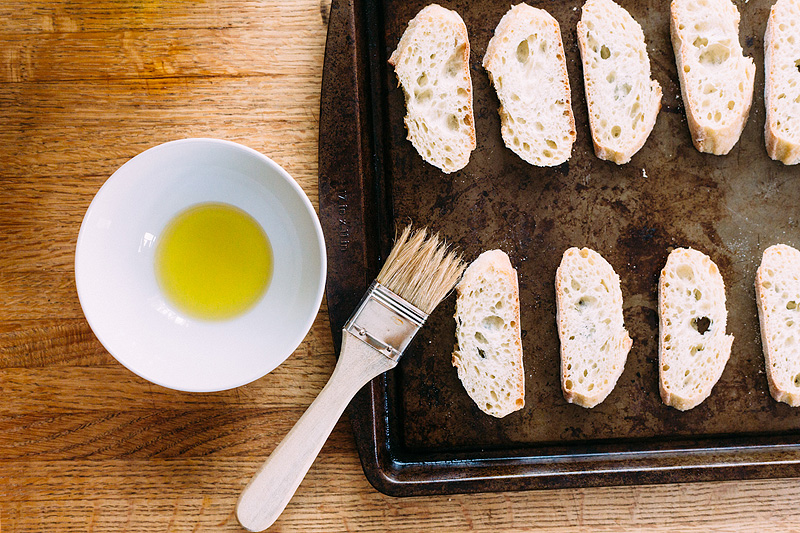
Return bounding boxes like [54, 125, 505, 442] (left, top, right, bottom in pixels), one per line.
[555, 247, 632, 408]
[388, 4, 476, 173]
[658, 248, 734, 411]
[755, 244, 800, 406]
[670, 0, 755, 155]
[764, 0, 800, 165]
[482, 4, 576, 166]
[452, 250, 525, 418]
[576, 0, 662, 164]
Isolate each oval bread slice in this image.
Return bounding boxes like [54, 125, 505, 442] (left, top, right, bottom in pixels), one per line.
[388, 4, 476, 173]
[577, 0, 662, 165]
[452, 250, 525, 418]
[671, 0, 755, 155]
[556, 248, 632, 408]
[659, 248, 734, 411]
[482, 4, 576, 166]
[755, 244, 800, 406]
[765, 0, 800, 164]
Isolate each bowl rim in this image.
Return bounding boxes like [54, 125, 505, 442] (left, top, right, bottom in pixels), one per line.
[74, 137, 327, 392]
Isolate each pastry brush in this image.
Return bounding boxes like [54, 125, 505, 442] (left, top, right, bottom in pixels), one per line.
[236, 225, 465, 532]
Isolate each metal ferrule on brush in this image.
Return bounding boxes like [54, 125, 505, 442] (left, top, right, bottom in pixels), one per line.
[343, 280, 428, 362]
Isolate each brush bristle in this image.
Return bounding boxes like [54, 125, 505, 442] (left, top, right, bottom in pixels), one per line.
[376, 226, 466, 314]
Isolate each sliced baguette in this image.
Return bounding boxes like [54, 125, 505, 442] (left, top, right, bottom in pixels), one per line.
[555, 248, 632, 408]
[452, 250, 525, 418]
[671, 0, 755, 155]
[755, 244, 800, 406]
[658, 248, 734, 411]
[765, 0, 800, 164]
[482, 4, 576, 166]
[388, 4, 476, 173]
[576, 0, 662, 165]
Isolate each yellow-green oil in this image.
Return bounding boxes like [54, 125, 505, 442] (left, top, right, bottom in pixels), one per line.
[155, 202, 273, 320]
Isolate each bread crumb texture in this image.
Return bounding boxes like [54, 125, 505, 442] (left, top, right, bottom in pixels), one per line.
[659, 248, 733, 410]
[482, 4, 576, 166]
[556, 248, 632, 408]
[577, 0, 662, 164]
[452, 250, 525, 418]
[388, 4, 476, 173]
[765, 0, 800, 164]
[756, 244, 800, 405]
[671, 0, 755, 154]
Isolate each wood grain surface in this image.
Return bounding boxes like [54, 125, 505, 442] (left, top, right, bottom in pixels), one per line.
[2, 0, 800, 531]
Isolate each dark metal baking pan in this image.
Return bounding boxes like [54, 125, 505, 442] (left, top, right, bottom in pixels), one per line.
[318, 0, 800, 496]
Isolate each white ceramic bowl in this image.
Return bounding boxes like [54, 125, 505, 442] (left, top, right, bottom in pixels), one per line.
[75, 139, 326, 392]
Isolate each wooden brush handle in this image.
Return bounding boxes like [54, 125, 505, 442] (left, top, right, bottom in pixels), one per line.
[236, 331, 397, 532]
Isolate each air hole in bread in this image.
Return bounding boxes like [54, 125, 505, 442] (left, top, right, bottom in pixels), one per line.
[611, 126, 621, 138]
[546, 139, 557, 149]
[693, 36, 709, 48]
[727, 100, 735, 109]
[446, 114, 459, 130]
[477, 347, 486, 359]
[662, 364, 670, 371]
[795, 59, 800, 73]
[475, 331, 488, 344]
[600, 45, 610, 59]
[516, 39, 530, 64]
[676, 264, 694, 281]
[444, 44, 465, 77]
[415, 89, 432, 104]
[481, 315, 505, 330]
[417, 72, 428, 87]
[565, 379, 573, 390]
[691, 316, 711, 334]
[587, 383, 595, 391]
[690, 345, 704, 356]
[694, 289, 702, 300]
[787, 300, 797, 310]
[607, 71, 616, 83]
[795, 374, 800, 387]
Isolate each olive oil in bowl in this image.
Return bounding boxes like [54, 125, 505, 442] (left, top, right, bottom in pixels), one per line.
[155, 203, 273, 320]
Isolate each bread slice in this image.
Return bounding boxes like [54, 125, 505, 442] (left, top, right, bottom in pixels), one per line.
[658, 248, 734, 411]
[555, 248, 632, 408]
[482, 4, 576, 166]
[452, 250, 525, 418]
[576, 0, 662, 165]
[765, 0, 800, 164]
[388, 4, 476, 173]
[670, 0, 755, 155]
[755, 244, 800, 405]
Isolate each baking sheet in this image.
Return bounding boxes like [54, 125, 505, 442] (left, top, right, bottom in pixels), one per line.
[319, 0, 800, 495]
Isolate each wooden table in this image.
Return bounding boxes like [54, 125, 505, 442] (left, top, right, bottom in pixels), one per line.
[2, 0, 800, 530]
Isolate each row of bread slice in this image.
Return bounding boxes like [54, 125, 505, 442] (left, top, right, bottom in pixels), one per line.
[451, 244, 800, 418]
[389, 0, 800, 171]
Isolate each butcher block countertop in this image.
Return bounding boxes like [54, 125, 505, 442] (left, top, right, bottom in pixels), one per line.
[2, 0, 800, 530]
